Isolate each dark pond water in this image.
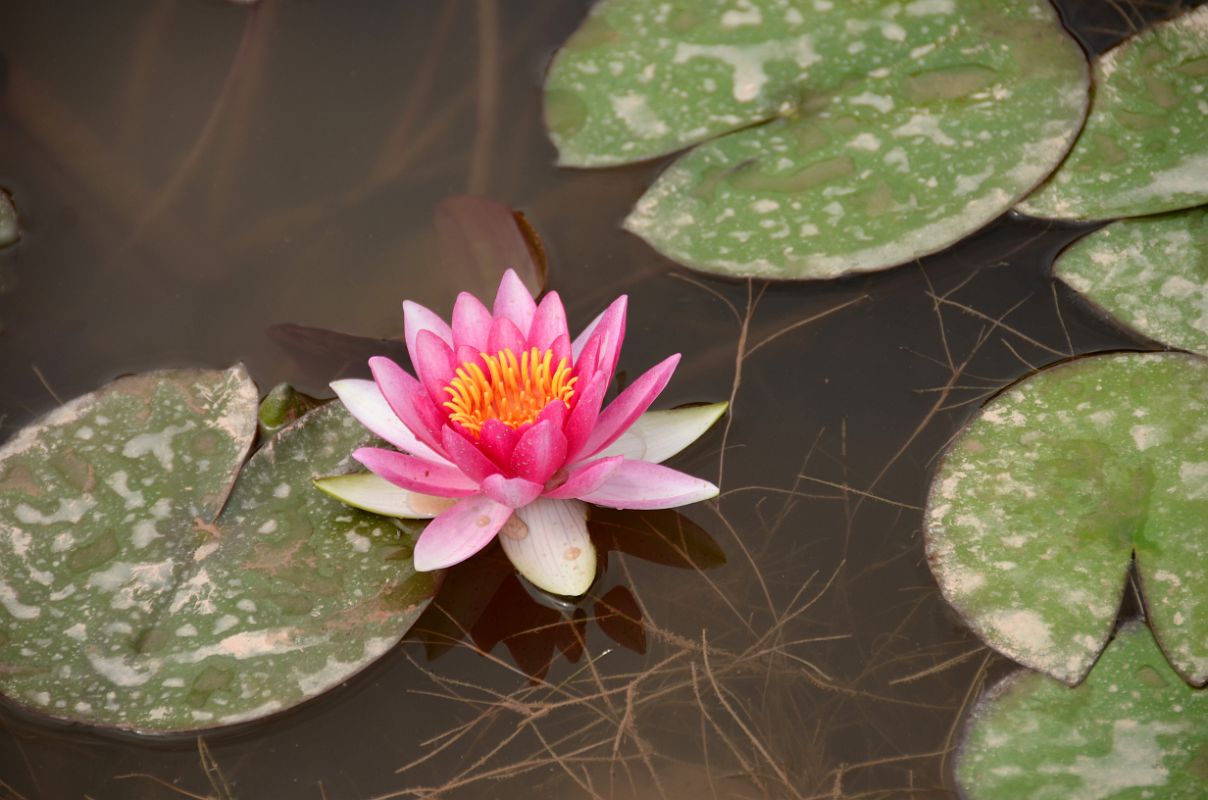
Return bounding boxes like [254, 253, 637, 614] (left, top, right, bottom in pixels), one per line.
[0, 1, 1197, 798]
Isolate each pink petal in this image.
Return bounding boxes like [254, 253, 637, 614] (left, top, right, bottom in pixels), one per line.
[451, 292, 492, 352]
[572, 296, 626, 377]
[574, 329, 603, 378]
[441, 426, 501, 484]
[330, 379, 449, 464]
[413, 494, 512, 571]
[577, 460, 718, 510]
[353, 447, 479, 498]
[455, 344, 484, 372]
[492, 269, 537, 336]
[548, 333, 571, 367]
[499, 498, 596, 595]
[479, 419, 520, 467]
[481, 474, 544, 508]
[581, 354, 680, 459]
[543, 456, 623, 499]
[527, 291, 569, 353]
[487, 316, 526, 357]
[510, 419, 568, 484]
[414, 329, 456, 406]
[537, 398, 567, 429]
[562, 369, 611, 463]
[368, 356, 448, 457]
[403, 300, 453, 367]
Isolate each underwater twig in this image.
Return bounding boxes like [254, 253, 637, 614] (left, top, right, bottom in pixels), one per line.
[129, 6, 263, 243]
[30, 364, 62, 405]
[468, 0, 501, 194]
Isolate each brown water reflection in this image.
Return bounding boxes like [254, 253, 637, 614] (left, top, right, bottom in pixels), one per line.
[0, 1, 1194, 798]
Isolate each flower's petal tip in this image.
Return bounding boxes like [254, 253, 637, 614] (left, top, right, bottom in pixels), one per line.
[500, 499, 597, 596]
[366, 354, 397, 373]
[413, 495, 512, 570]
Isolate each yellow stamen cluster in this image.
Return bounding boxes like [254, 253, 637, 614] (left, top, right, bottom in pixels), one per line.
[443, 347, 577, 436]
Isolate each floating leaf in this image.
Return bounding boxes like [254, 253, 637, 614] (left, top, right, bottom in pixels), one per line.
[957, 622, 1208, 799]
[1019, 5, 1208, 221]
[266, 323, 410, 386]
[434, 195, 548, 299]
[0, 368, 439, 731]
[1055, 207, 1208, 357]
[926, 352, 1208, 685]
[546, 0, 1088, 278]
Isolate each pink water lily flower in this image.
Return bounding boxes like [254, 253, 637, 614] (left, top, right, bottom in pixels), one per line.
[317, 270, 724, 595]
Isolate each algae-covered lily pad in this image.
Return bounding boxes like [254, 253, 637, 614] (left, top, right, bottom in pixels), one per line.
[545, 0, 1088, 279]
[926, 352, 1208, 685]
[957, 622, 1208, 799]
[1055, 207, 1208, 357]
[0, 367, 438, 732]
[1019, 4, 1208, 221]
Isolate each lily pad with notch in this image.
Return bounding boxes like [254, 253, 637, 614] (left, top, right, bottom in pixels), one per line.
[926, 352, 1208, 686]
[1055, 206, 1208, 357]
[957, 622, 1208, 799]
[0, 367, 439, 732]
[545, 0, 1088, 278]
[1019, 5, 1208, 221]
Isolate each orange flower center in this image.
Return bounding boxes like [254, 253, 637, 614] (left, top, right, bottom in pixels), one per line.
[442, 347, 577, 436]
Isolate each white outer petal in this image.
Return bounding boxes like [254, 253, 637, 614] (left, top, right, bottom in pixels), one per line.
[499, 498, 597, 596]
[331, 379, 450, 464]
[591, 402, 727, 464]
[314, 473, 456, 518]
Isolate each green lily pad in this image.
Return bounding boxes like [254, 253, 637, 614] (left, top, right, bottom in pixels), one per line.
[1019, 5, 1208, 221]
[0, 368, 438, 732]
[957, 622, 1208, 800]
[546, 0, 1088, 279]
[926, 352, 1208, 686]
[1055, 207, 1208, 357]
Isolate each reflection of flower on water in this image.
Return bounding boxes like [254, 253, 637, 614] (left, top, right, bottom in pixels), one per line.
[319, 270, 724, 595]
[413, 506, 727, 681]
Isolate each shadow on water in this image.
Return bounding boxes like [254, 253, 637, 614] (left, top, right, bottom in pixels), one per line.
[0, 0, 1197, 798]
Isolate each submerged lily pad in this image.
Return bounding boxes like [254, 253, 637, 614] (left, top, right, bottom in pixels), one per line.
[0, 368, 438, 731]
[926, 353, 1208, 685]
[957, 622, 1208, 799]
[546, 0, 1088, 278]
[1020, 5, 1208, 221]
[1055, 207, 1208, 357]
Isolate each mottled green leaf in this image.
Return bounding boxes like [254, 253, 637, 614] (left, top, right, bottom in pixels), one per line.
[957, 622, 1208, 800]
[1019, 5, 1208, 221]
[926, 353, 1208, 685]
[546, 0, 1088, 278]
[1055, 207, 1208, 357]
[0, 369, 439, 731]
